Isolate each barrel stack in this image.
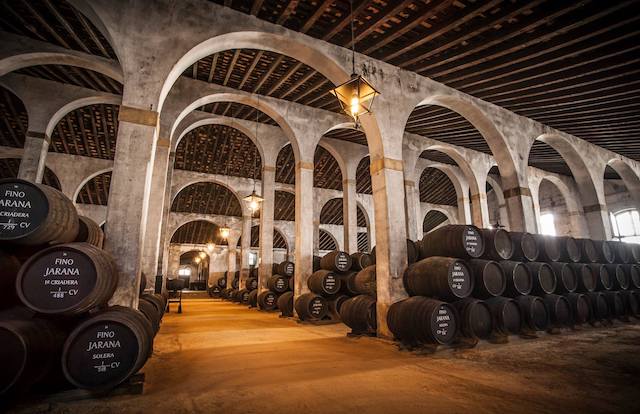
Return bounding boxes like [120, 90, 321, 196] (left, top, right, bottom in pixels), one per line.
[383, 224, 639, 350]
[0, 179, 165, 398]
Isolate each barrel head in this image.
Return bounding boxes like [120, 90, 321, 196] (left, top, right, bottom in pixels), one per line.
[63, 320, 139, 390]
[0, 325, 26, 394]
[430, 303, 457, 344]
[0, 180, 48, 241]
[461, 226, 484, 258]
[447, 260, 474, 299]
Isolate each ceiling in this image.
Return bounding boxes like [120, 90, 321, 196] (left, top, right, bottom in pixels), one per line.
[0, 158, 61, 190]
[274, 190, 295, 221]
[318, 229, 338, 251]
[357, 232, 369, 253]
[76, 171, 111, 205]
[2, 0, 637, 220]
[171, 220, 229, 245]
[240, 226, 288, 249]
[419, 167, 458, 206]
[171, 181, 244, 217]
[423, 209, 449, 233]
[319, 197, 368, 226]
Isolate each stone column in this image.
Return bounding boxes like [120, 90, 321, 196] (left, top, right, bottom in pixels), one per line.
[259, 165, 276, 292]
[156, 151, 176, 287]
[105, 105, 158, 308]
[239, 213, 253, 289]
[470, 190, 490, 228]
[294, 161, 315, 302]
[503, 186, 538, 232]
[343, 178, 358, 253]
[18, 131, 50, 183]
[141, 139, 170, 290]
[404, 180, 421, 241]
[370, 157, 408, 339]
[583, 204, 612, 240]
[457, 194, 473, 224]
[226, 238, 239, 289]
[498, 203, 510, 230]
[168, 244, 181, 279]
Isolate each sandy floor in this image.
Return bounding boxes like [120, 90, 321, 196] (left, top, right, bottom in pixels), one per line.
[10, 298, 640, 414]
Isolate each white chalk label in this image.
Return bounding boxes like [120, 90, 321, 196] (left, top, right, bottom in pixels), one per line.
[0, 182, 47, 239]
[324, 274, 338, 293]
[21, 249, 97, 311]
[310, 297, 325, 316]
[336, 253, 349, 271]
[432, 305, 456, 343]
[463, 227, 482, 256]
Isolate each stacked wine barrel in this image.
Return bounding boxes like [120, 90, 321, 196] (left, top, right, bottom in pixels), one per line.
[0, 178, 165, 398]
[388, 224, 640, 348]
[261, 261, 294, 313]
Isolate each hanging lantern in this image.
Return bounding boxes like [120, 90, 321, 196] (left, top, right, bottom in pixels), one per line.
[219, 227, 230, 240]
[244, 190, 264, 213]
[194, 257, 201, 264]
[330, 73, 379, 126]
[199, 251, 207, 259]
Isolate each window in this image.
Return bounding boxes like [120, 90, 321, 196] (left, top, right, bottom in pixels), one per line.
[249, 252, 258, 267]
[611, 209, 640, 243]
[178, 267, 191, 276]
[540, 213, 556, 236]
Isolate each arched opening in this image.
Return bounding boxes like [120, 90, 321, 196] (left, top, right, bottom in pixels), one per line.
[0, 86, 27, 148]
[276, 144, 295, 185]
[318, 229, 338, 253]
[76, 170, 111, 205]
[314, 145, 343, 190]
[423, 210, 451, 234]
[486, 165, 509, 230]
[603, 164, 639, 242]
[357, 205, 370, 253]
[171, 182, 243, 220]
[0, 158, 61, 190]
[356, 156, 372, 195]
[179, 250, 210, 291]
[537, 179, 569, 236]
[50, 104, 119, 159]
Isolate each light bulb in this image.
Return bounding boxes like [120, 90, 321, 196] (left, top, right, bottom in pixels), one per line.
[194, 257, 201, 264]
[199, 251, 206, 259]
[250, 200, 258, 211]
[220, 228, 230, 239]
[350, 95, 360, 117]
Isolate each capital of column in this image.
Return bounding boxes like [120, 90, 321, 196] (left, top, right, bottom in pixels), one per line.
[583, 204, 607, 213]
[370, 157, 404, 175]
[470, 192, 487, 202]
[26, 130, 50, 143]
[157, 137, 170, 148]
[404, 180, 415, 187]
[296, 161, 314, 170]
[263, 165, 276, 172]
[503, 186, 532, 199]
[343, 178, 356, 185]
[118, 105, 159, 127]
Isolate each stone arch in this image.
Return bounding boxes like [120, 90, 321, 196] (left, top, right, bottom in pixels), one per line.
[171, 178, 243, 211]
[171, 181, 244, 217]
[605, 158, 640, 210]
[46, 95, 121, 139]
[535, 133, 608, 239]
[315, 141, 347, 183]
[423, 209, 453, 234]
[170, 219, 225, 245]
[318, 229, 338, 252]
[73, 167, 113, 204]
[170, 92, 301, 163]
[0, 157, 61, 191]
[0, 86, 28, 148]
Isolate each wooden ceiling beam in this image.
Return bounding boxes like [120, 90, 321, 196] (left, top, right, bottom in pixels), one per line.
[300, 0, 333, 34]
[344, 0, 413, 49]
[253, 55, 284, 93]
[223, 49, 241, 86]
[276, 0, 299, 25]
[238, 50, 263, 90]
[265, 62, 303, 96]
[321, 0, 370, 41]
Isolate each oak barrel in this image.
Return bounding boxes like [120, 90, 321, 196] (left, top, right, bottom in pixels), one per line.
[308, 270, 341, 295]
[509, 232, 539, 262]
[277, 261, 295, 277]
[277, 291, 294, 316]
[550, 262, 578, 293]
[515, 295, 550, 331]
[257, 291, 279, 311]
[339, 295, 376, 334]
[267, 275, 289, 293]
[485, 297, 522, 335]
[565, 293, 590, 325]
[320, 250, 352, 273]
[586, 292, 609, 322]
[294, 293, 328, 321]
[350, 252, 373, 271]
[353, 265, 376, 296]
[420, 225, 484, 260]
[468, 259, 506, 298]
[481, 228, 514, 261]
[452, 298, 492, 339]
[499, 261, 533, 296]
[74, 215, 104, 248]
[387, 297, 458, 345]
[542, 294, 573, 327]
[569, 263, 597, 293]
[534, 235, 561, 262]
[403, 256, 474, 301]
[524, 262, 557, 295]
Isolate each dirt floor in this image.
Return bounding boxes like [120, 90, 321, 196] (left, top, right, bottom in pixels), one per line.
[9, 298, 640, 414]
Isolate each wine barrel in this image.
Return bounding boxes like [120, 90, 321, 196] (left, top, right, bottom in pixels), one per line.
[313, 255, 321, 272]
[353, 265, 376, 296]
[509, 232, 539, 262]
[208, 285, 221, 297]
[288, 276, 294, 292]
[231, 277, 239, 290]
[248, 289, 258, 308]
[140, 293, 165, 319]
[605, 264, 629, 290]
[0, 251, 21, 303]
[277, 291, 294, 316]
[277, 261, 295, 277]
[550, 262, 578, 293]
[0, 318, 65, 395]
[592, 240, 615, 264]
[420, 225, 484, 260]
[578, 238, 599, 263]
[468, 259, 506, 298]
[603, 291, 625, 319]
[245, 277, 259, 291]
[626, 264, 640, 289]
[238, 289, 251, 304]
[569, 263, 597, 293]
[217, 276, 227, 288]
[403, 257, 474, 302]
[328, 294, 350, 316]
[565, 293, 590, 325]
[515, 296, 550, 331]
[138, 297, 161, 334]
[0, 178, 79, 245]
[586, 292, 609, 322]
[307, 270, 341, 295]
[74, 215, 104, 248]
[542, 294, 573, 328]
[320, 250, 352, 273]
[534, 235, 561, 262]
[257, 291, 279, 311]
[61, 306, 154, 391]
[219, 288, 231, 300]
[340, 272, 360, 296]
[294, 293, 328, 321]
[350, 252, 373, 271]
[589, 264, 613, 291]
[481, 229, 514, 261]
[499, 261, 533, 296]
[629, 243, 640, 264]
[406, 239, 419, 264]
[620, 290, 640, 318]
[271, 263, 279, 276]
[559, 237, 581, 263]
[340, 295, 376, 334]
[167, 277, 185, 291]
[249, 267, 258, 278]
[485, 297, 522, 335]
[524, 262, 557, 295]
[610, 241, 630, 264]
[229, 289, 241, 303]
[16, 243, 118, 315]
[452, 298, 492, 339]
[387, 297, 458, 345]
